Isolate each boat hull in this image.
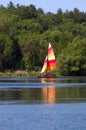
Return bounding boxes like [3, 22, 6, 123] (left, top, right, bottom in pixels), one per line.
[38, 74, 56, 78]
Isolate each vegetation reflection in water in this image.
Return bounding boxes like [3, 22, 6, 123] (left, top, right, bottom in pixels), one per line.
[0, 77, 86, 104]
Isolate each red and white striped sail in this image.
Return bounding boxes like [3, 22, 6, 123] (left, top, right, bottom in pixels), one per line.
[41, 43, 57, 73]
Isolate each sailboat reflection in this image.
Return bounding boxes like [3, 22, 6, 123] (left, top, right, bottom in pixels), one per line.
[41, 78, 56, 104]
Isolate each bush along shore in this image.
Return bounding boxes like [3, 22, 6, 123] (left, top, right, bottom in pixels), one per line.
[0, 70, 60, 77]
[0, 70, 35, 77]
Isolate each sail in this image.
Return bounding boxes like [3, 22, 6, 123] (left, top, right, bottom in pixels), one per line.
[47, 43, 57, 71]
[41, 56, 47, 73]
[41, 43, 57, 73]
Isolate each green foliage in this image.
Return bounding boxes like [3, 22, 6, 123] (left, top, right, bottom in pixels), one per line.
[18, 33, 47, 70]
[0, 8, 14, 33]
[58, 37, 86, 75]
[0, 2, 86, 75]
[0, 34, 22, 70]
[16, 4, 37, 19]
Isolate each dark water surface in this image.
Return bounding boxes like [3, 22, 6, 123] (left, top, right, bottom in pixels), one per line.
[0, 76, 86, 130]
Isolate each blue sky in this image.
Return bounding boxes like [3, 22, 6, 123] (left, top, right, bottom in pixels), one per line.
[0, 0, 86, 13]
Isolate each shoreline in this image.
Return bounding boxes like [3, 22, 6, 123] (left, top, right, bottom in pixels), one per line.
[0, 70, 85, 77]
[0, 70, 37, 77]
[0, 70, 60, 78]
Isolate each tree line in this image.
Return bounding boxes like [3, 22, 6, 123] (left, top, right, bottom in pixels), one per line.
[0, 1, 86, 75]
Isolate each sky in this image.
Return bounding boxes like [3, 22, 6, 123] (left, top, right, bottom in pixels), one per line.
[0, 0, 86, 13]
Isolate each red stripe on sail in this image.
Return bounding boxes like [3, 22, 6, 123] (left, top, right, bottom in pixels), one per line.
[47, 59, 57, 71]
[48, 59, 56, 64]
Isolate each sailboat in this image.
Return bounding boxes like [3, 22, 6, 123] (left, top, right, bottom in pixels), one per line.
[39, 43, 57, 78]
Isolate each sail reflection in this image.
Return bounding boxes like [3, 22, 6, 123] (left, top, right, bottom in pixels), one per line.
[41, 78, 56, 104]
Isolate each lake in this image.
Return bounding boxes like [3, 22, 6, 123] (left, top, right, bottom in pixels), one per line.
[0, 76, 86, 130]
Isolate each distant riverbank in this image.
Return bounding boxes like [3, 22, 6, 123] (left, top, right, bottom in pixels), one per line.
[1, 70, 84, 77]
[0, 70, 39, 77]
[0, 70, 60, 77]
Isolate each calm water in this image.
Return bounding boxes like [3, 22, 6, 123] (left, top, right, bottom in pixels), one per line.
[0, 76, 86, 130]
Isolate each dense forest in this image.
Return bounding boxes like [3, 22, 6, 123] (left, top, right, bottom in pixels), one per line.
[0, 1, 86, 76]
